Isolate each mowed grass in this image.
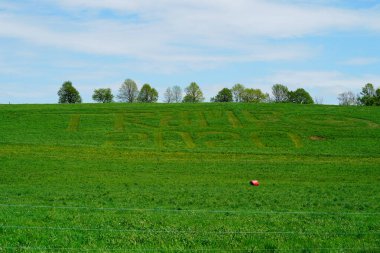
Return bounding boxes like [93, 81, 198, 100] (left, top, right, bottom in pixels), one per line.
[0, 103, 379, 252]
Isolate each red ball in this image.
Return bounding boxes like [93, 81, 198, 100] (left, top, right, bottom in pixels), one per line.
[250, 180, 260, 186]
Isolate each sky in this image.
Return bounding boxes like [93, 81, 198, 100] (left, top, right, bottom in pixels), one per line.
[0, 0, 379, 104]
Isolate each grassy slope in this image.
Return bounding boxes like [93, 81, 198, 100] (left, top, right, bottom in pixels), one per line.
[0, 103, 379, 252]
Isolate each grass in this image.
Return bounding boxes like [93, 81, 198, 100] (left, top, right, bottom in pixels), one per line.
[0, 103, 379, 252]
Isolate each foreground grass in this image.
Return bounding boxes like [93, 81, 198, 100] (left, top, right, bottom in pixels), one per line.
[0, 103, 379, 252]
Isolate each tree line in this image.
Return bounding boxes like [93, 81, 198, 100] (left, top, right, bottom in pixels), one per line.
[338, 83, 380, 106]
[57, 79, 379, 106]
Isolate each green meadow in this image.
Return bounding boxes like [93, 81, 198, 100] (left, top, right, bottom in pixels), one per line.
[0, 103, 379, 252]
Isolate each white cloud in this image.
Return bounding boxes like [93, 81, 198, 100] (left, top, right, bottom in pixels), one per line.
[56, 0, 380, 37]
[0, 0, 379, 72]
[342, 57, 380, 66]
[1, 0, 380, 104]
[0, 13, 314, 73]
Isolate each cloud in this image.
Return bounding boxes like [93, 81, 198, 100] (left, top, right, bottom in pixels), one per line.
[0, 13, 314, 73]
[56, 0, 380, 37]
[0, 0, 379, 72]
[1, 0, 380, 104]
[342, 57, 380, 66]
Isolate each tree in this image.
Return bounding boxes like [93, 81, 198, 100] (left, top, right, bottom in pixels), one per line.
[338, 91, 357, 106]
[58, 81, 82, 104]
[172, 85, 182, 103]
[212, 88, 233, 102]
[183, 82, 204, 103]
[92, 88, 113, 103]
[137, 84, 158, 103]
[272, 84, 289, 103]
[241, 88, 268, 103]
[164, 85, 182, 103]
[358, 83, 376, 106]
[288, 88, 314, 104]
[231, 83, 245, 102]
[163, 87, 173, 103]
[375, 88, 380, 106]
[117, 79, 139, 103]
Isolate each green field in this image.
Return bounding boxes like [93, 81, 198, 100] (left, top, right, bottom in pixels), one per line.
[0, 103, 379, 252]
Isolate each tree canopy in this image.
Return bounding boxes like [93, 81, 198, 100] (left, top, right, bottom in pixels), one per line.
[92, 88, 113, 103]
[212, 88, 233, 102]
[375, 88, 380, 106]
[272, 84, 289, 103]
[164, 86, 182, 103]
[58, 81, 82, 104]
[183, 82, 204, 103]
[288, 88, 314, 104]
[137, 84, 158, 103]
[231, 84, 245, 102]
[358, 83, 376, 106]
[172, 86, 182, 103]
[338, 91, 357, 106]
[241, 88, 268, 103]
[117, 79, 139, 103]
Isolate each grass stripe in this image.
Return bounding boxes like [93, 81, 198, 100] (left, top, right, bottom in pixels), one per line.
[0, 204, 379, 215]
[67, 114, 80, 131]
[2, 225, 379, 236]
[226, 111, 242, 128]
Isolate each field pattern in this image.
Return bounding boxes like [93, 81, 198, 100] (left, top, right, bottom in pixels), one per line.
[0, 103, 379, 252]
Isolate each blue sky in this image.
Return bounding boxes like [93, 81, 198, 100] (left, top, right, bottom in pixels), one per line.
[0, 0, 379, 104]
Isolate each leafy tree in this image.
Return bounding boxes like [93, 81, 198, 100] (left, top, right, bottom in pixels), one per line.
[288, 88, 314, 104]
[272, 84, 289, 103]
[183, 82, 204, 103]
[375, 88, 380, 106]
[92, 88, 113, 103]
[58, 81, 82, 104]
[212, 88, 233, 102]
[164, 85, 182, 103]
[358, 83, 376, 106]
[241, 88, 268, 103]
[338, 91, 357, 106]
[137, 84, 158, 103]
[231, 83, 245, 102]
[117, 79, 139, 103]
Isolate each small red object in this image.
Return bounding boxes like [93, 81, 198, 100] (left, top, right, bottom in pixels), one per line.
[250, 180, 260, 186]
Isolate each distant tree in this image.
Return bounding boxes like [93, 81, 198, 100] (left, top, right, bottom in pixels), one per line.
[137, 84, 158, 103]
[163, 87, 173, 103]
[338, 91, 357, 106]
[231, 83, 245, 102]
[272, 84, 289, 103]
[262, 93, 272, 103]
[288, 88, 314, 104]
[58, 81, 82, 104]
[358, 83, 376, 106]
[241, 88, 268, 103]
[92, 88, 113, 103]
[164, 85, 182, 103]
[212, 88, 233, 102]
[172, 85, 182, 103]
[117, 79, 139, 103]
[183, 82, 204, 103]
[375, 88, 380, 106]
